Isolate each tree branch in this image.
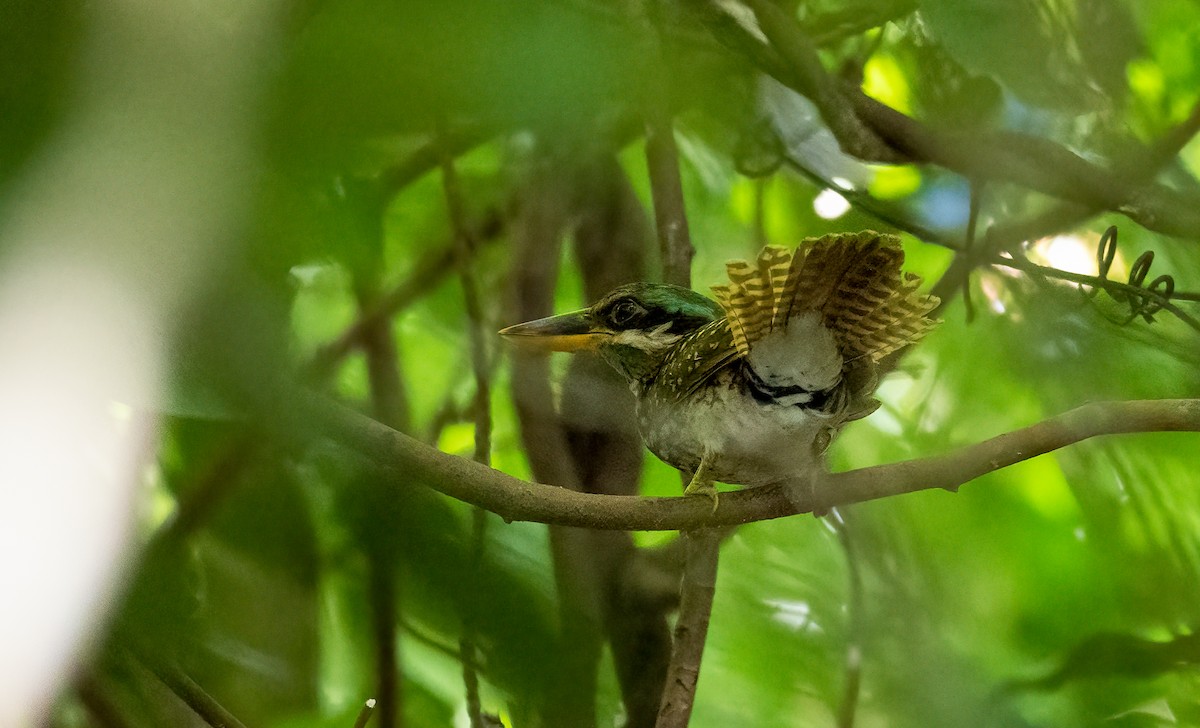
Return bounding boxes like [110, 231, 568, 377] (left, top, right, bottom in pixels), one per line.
[927, 98, 1200, 310]
[742, 0, 902, 163]
[379, 124, 489, 195]
[300, 397, 1200, 531]
[642, 2, 694, 289]
[77, 675, 134, 728]
[702, 0, 1200, 239]
[655, 528, 720, 728]
[833, 514, 864, 728]
[566, 151, 672, 728]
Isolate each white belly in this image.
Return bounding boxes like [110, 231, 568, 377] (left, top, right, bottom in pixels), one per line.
[636, 374, 836, 486]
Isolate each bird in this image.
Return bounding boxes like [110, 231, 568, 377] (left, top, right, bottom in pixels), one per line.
[499, 231, 940, 510]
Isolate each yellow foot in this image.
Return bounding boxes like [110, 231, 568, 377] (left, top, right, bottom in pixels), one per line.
[683, 476, 720, 515]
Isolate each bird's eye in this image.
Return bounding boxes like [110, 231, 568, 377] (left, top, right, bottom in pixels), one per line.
[609, 300, 642, 327]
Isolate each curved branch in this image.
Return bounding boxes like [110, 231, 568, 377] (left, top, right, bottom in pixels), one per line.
[303, 397, 1200, 531]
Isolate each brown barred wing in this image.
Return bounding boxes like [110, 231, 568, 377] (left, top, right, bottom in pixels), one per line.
[711, 231, 940, 374]
[796, 232, 940, 365]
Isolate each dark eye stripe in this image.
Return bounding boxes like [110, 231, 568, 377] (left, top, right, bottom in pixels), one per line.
[598, 295, 716, 334]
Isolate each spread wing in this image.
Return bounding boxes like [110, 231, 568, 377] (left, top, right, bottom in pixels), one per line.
[698, 231, 940, 406]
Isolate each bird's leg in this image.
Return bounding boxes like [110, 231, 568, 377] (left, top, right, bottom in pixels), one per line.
[683, 450, 719, 514]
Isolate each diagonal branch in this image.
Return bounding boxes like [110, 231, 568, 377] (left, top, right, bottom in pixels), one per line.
[927, 98, 1200, 310]
[379, 124, 490, 195]
[299, 396, 1200, 532]
[307, 211, 502, 379]
[139, 654, 250, 728]
[741, 0, 902, 163]
[703, 0, 1200, 239]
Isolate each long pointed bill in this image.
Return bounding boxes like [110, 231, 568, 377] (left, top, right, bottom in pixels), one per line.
[498, 310, 608, 352]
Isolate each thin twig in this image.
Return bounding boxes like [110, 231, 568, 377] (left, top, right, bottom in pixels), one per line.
[380, 124, 489, 195]
[307, 211, 502, 380]
[367, 556, 401, 728]
[439, 120, 492, 728]
[151, 431, 262, 546]
[351, 218, 411, 728]
[297, 396, 1200, 531]
[779, 152, 954, 251]
[354, 273, 411, 433]
[644, 118, 694, 285]
[353, 699, 378, 728]
[401, 616, 478, 662]
[993, 254, 1200, 332]
[508, 153, 605, 728]
[459, 508, 487, 728]
[140, 656, 250, 728]
[77, 675, 134, 728]
[928, 97, 1200, 309]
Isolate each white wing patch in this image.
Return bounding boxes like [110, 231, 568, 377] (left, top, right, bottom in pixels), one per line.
[612, 324, 683, 353]
[746, 310, 841, 392]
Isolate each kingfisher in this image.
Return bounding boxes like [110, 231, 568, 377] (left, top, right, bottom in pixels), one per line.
[499, 231, 940, 508]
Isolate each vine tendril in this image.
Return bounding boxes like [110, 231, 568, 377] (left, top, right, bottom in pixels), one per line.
[1081, 226, 1178, 325]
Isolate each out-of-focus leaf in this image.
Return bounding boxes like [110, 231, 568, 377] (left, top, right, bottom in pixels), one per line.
[918, 0, 1113, 110]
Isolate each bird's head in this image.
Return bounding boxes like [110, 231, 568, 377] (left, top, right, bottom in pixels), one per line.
[499, 282, 723, 385]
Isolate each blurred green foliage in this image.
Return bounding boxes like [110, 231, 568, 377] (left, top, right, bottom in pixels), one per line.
[4, 0, 1200, 726]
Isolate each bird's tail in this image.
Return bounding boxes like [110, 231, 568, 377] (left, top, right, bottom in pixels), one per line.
[711, 231, 940, 365]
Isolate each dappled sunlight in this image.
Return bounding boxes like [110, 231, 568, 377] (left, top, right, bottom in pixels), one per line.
[813, 188, 851, 220]
[762, 598, 822, 633]
[1029, 233, 1109, 276]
